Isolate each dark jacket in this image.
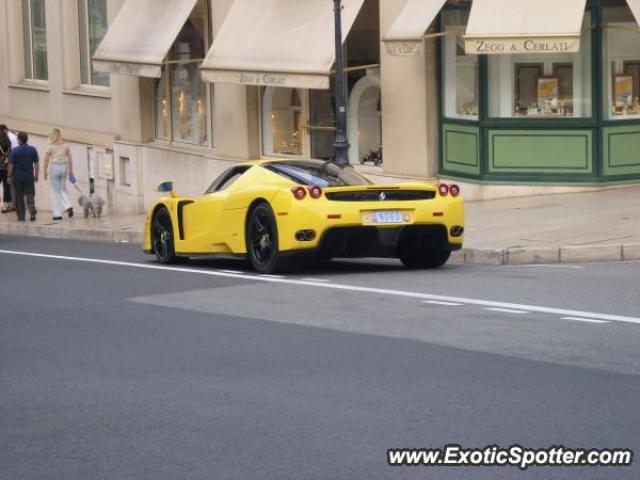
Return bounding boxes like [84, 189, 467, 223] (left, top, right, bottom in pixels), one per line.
[0, 136, 11, 170]
[9, 144, 39, 181]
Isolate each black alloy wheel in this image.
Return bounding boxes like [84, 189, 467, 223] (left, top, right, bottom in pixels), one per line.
[246, 202, 287, 273]
[152, 207, 178, 264]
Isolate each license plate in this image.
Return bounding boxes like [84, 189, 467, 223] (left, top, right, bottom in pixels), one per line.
[367, 210, 404, 224]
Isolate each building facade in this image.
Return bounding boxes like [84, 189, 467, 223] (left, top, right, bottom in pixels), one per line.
[1, 0, 639, 215]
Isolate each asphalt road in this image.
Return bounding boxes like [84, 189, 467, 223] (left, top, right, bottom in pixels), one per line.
[1, 235, 639, 480]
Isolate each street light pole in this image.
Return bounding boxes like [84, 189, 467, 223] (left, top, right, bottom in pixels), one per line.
[333, 0, 350, 166]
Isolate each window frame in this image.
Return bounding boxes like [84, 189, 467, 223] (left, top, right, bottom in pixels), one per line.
[78, 0, 110, 87]
[602, 8, 640, 121]
[22, 0, 48, 81]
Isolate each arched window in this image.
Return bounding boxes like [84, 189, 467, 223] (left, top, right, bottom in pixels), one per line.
[262, 87, 304, 156]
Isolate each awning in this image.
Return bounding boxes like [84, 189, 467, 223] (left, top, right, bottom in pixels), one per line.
[464, 0, 587, 55]
[92, 0, 199, 77]
[627, 0, 640, 26]
[383, 0, 448, 56]
[200, 0, 365, 90]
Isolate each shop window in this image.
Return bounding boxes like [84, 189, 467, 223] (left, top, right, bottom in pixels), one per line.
[260, 0, 380, 162]
[441, 9, 479, 120]
[603, 6, 640, 119]
[22, 0, 48, 81]
[262, 88, 304, 156]
[488, 14, 592, 118]
[78, 0, 109, 86]
[309, 87, 336, 160]
[154, 0, 210, 146]
[514, 64, 544, 114]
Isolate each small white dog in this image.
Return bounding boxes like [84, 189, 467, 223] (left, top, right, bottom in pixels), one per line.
[78, 194, 105, 219]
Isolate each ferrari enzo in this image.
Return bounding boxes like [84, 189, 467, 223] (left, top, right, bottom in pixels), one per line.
[143, 159, 464, 273]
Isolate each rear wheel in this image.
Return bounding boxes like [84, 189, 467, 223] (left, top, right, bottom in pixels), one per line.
[152, 207, 178, 264]
[400, 250, 451, 269]
[246, 202, 289, 274]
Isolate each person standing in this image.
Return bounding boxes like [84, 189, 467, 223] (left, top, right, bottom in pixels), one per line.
[0, 124, 19, 149]
[0, 127, 14, 212]
[8, 132, 39, 222]
[43, 128, 74, 220]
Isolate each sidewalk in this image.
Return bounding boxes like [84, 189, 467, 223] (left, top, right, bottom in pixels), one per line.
[1, 186, 639, 265]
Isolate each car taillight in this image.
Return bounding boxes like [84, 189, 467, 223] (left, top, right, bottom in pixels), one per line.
[449, 184, 460, 197]
[438, 183, 449, 196]
[291, 186, 307, 200]
[308, 185, 323, 199]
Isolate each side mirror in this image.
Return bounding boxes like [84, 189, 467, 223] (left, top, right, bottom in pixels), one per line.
[157, 181, 174, 193]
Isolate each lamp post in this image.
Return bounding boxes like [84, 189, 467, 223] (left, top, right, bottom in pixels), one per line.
[333, 0, 350, 166]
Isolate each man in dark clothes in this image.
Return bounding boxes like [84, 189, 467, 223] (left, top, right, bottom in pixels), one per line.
[8, 132, 39, 222]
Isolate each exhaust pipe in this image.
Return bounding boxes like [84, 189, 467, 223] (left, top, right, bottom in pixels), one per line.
[450, 226, 464, 237]
[295, 230, 317, 242]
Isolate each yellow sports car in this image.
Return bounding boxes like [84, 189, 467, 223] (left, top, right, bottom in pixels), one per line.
[143, 159, 464, 273]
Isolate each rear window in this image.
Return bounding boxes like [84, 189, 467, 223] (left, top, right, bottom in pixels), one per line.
[264, 160, 372, 187]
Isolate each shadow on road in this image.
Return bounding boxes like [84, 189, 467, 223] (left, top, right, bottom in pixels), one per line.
[178, 256, 467, 277]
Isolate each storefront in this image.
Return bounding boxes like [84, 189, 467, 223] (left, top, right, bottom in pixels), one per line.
[385, 0, 640, 184]
[201, 0, 382, 165]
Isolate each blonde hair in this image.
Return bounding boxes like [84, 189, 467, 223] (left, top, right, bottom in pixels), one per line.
[48, 128, 62, 144]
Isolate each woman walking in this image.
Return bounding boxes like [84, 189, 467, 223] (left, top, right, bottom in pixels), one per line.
[44, 128, 74, 220]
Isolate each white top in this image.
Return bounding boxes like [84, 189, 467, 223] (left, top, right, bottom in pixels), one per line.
[8, 131, 18, 149]
[47, 143, 70, 164]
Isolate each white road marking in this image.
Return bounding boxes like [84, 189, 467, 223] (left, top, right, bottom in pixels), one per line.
[301, 277, 331, 283]
[486, 308, 530, 315]
[511, 264, 584, 269]
[561, 317, 610, 325]
[423, 300, 463, 306]
[260, 274, 285, 279]
[220, 269, 246, 274]
[1, 249, 639, 326]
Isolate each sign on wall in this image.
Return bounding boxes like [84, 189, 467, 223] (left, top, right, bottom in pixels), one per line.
[384, 41, 422, 57]
[201, 70, 330, 90]
[464, 37, 581, 55]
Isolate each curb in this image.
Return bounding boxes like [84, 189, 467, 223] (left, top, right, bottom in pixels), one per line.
[0, 222, 143, 244]
[1, 223, 639, 265]
[452, 243, 640, 265]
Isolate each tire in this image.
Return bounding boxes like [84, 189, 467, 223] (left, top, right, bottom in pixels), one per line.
[399, 250, 451, 269]
[151, 207, 178, 264]
[245, 202, 289, 274]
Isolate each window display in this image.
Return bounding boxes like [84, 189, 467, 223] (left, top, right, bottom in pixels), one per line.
[154, 0, 210, 145]
[488, 14, 592, 118]
[603, 6, 640, 119]
[262, 88, 304, 157]
[441, 9, 478, 120]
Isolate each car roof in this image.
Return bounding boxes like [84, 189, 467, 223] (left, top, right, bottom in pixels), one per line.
[246, 158, 328, 167]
